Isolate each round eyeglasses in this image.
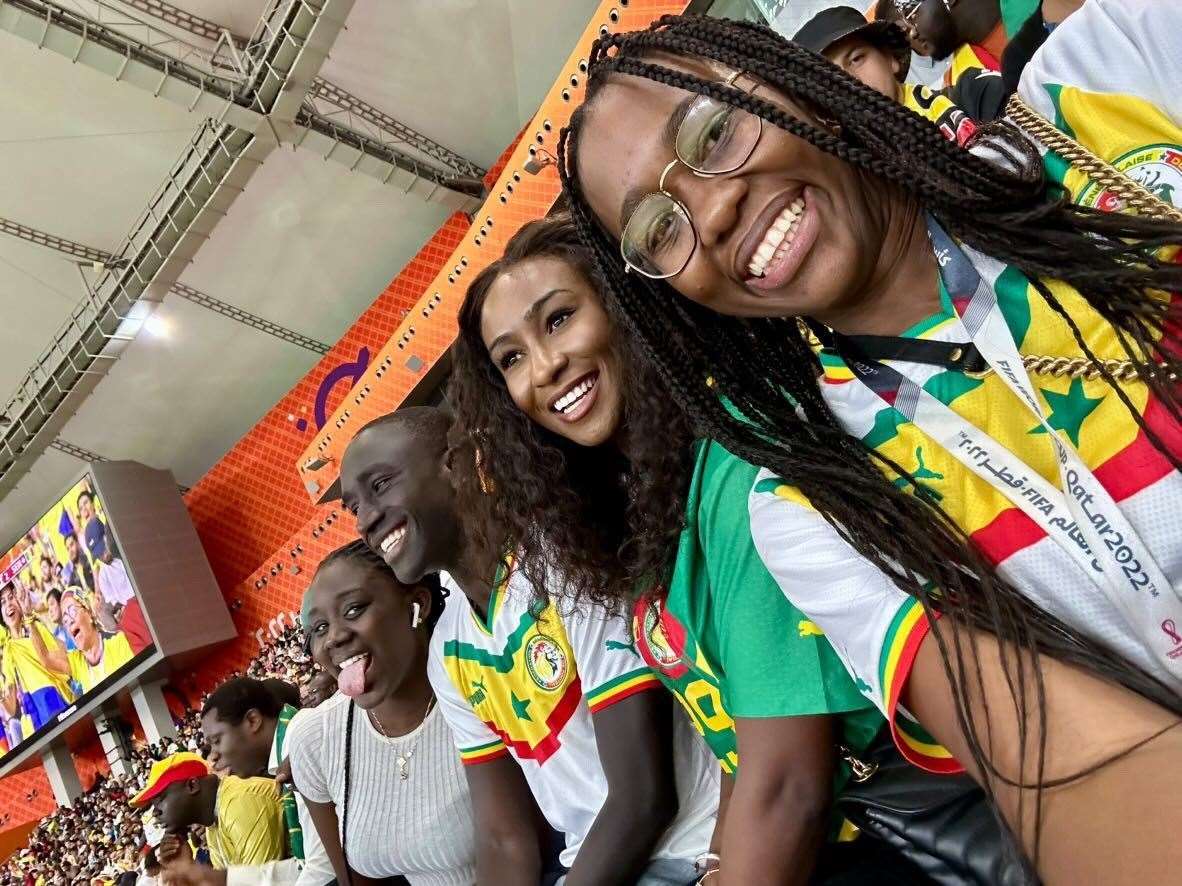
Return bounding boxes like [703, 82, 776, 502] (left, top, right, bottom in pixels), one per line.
[620, 71, 763, 280]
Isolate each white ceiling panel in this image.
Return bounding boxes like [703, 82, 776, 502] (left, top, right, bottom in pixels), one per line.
[177, 145, 452, 344]
[0, 28, 196, 249]
[320, 0, 599, 169]
[55, 295, 316, 485]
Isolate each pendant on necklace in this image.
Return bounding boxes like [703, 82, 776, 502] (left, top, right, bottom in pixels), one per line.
[396, 750, 413, 781]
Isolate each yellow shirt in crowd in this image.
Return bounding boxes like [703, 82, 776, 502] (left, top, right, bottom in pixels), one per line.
[206, 775, 287, 869]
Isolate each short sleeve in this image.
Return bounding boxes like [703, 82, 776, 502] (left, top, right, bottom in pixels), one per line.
[748, 471, 921, 721]
[1019, 0, 1182, 131]
[561, 601, 660, 714]
[750, 478, 964, 774]
[694, 447, 870, 720]
[427, 634, 507, 765]
[67, 650, 87, 688]
[286, 707, 331, 804]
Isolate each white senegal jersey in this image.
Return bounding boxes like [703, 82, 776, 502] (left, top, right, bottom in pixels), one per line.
[1017, 0, 1182, 211]
[427, 564, 717, 868]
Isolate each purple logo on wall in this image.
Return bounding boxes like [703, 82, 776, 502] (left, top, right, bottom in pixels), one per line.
[292, 346, 370, 432]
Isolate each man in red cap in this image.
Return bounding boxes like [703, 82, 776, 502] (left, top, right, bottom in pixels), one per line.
[130, 752, 286, 871]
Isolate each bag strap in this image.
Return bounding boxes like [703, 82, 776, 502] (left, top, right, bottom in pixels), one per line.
[1006, 94, 1182, 223]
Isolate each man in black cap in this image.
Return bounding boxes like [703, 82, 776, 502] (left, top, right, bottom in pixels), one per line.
[795, 5, 914, 99]
[794, 6, 989, 136]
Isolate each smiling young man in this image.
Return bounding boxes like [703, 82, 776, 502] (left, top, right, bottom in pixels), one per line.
[339, 407, 717, 886]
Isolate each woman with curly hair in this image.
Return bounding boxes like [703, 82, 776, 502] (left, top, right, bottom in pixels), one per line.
[551, 8, 1182, 884]
[449, 214, 937, 886]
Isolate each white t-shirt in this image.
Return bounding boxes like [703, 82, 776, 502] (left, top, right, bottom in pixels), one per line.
[428, 568, 717, 869]
[287, 692, 476, 885]
[255, 707, 333, 886]
[96, 558, 136, 606]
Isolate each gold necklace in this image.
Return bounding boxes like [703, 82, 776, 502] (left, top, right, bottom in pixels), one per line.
[368, 696, 436, 781]
[797, 320, 1177, 383]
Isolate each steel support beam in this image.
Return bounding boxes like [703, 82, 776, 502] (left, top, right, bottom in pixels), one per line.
[118, 0, 483, 178]
[170, 282, 329, 354]
[0, 217, 110, 264]
[120, 0, 241, 46]
[0, 0, 476, 204]
[0, 120, 268, 499]
[0, 0, 255, 128]
[49, 437, 190, 493]
[48, 437, 106, 462]
[292, 107, 479, 210]
[306, 78, 485, 178]
[0, 215, 332, 354]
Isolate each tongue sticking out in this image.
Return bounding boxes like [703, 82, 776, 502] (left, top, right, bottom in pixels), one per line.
[338, 656, 368, 698]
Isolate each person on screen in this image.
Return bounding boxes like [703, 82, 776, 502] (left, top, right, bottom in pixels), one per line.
[39, 558, 63, 599]
[78, 490, 120, 563]
[44, 590, 76, 652]
[28, 590, 135, 694]
[0, 634, 22, 751]
[0, 581, 74, 731]
[90, 528, 135, 612]
[63, 532, 96, 596]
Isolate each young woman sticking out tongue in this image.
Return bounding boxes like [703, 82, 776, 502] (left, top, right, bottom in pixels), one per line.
[286, 541, 477, 886]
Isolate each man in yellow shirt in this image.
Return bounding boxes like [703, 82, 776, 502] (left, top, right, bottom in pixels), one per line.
[131, 753, 286, 870]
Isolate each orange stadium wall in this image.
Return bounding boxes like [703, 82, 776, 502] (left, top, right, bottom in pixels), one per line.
[0, 0, 687, 833]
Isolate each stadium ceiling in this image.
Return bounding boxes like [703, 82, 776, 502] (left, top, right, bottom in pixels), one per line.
[0, 0, 600, 545]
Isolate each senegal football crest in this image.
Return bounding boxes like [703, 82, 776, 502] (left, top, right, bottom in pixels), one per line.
[525, 633, 568, 691]
[1079, 144, 1182, 212]
[637, 597, 682, 671]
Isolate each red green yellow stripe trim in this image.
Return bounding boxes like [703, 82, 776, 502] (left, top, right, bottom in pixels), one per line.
[585, 668, 661, 713]
[470, 555, 514, 637]
[880, 599, 963, 774]
[459, 739, 508, 766]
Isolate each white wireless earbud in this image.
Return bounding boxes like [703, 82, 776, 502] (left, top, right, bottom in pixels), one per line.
[411, 601, 422, 629]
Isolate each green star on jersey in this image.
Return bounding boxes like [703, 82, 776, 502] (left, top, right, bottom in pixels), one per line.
[510, 691, 532, 722]
[1029, 379, 1104, 446]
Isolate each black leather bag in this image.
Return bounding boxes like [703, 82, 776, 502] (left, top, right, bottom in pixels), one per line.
[835, 735, 1035, 886]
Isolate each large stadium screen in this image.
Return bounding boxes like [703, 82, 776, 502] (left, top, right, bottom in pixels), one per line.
[0, 475, 155, 759]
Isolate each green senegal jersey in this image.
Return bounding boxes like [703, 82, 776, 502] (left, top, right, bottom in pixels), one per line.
[632, 440, 883, 789]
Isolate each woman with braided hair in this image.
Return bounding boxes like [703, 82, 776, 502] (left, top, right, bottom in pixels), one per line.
[554, 10, 1182, 884]
[450, 214, 947, 885]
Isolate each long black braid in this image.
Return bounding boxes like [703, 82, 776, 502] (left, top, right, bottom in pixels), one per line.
[558, 13, 1182, 854]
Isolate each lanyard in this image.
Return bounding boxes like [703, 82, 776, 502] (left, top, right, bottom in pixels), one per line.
[838, 225, 1182, 677]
